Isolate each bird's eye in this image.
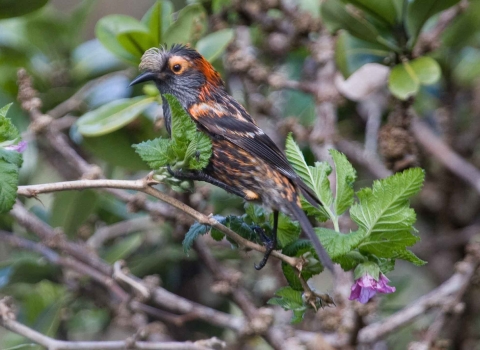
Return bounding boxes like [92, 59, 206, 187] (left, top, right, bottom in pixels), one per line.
[172, 64, 182, 73]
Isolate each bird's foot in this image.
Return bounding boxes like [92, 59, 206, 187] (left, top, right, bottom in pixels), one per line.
[253, 226, 276, 270]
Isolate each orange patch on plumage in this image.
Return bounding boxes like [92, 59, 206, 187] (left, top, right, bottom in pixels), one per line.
[244, 190, 260, 201]
[195, 58, 222, 86]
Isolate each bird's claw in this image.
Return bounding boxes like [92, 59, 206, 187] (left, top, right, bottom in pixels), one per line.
[253, 226, 276, 270]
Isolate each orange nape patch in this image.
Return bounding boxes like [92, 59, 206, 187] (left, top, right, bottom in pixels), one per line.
[244, 190, 260, 201]
[195, 57, 222, 86]
[168, 56, 191, 75]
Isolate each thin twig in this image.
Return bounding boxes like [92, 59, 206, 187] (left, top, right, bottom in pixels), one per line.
[411, 116, 480, 194]
[17, 178, 298, 267]
[0, 298, 223, 350]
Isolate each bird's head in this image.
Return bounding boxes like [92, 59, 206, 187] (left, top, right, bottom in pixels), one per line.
[130, 44, 224, 106]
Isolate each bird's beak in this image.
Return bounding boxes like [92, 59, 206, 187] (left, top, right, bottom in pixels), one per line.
[130, 71, 156, 86]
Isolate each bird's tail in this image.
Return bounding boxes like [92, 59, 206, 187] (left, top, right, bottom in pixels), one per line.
[286, 196, 334, 273]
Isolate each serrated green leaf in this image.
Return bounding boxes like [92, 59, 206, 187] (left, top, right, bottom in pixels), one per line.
[76, 96, 155, 137]
[0, 146, 22, 214]
[285, 134, 333, 208]
[315, 227, 365, 259]
[275, 213, 301, 248]
[188, 132, 212, 170]
[267, 286, 306, 324]
[196, 29, 234, 62]
[350, 168, 426, 265]
[311, 161, 334, 207]
[285, 133, 315, 190]
[183, 222, 210, 254]
[164, 94, 197, 147]
[0, 103, 19, 143]
[225, 215, 255, 242]
[141, 0, 173, 45]
[330, 149, 356, 215]
[376, 258, 395, 274]
[335, 251, 366, 271]
[300, 196, 330, 222]
[133, 138, 173, 169]
[163, 4, 207, 46]
[244, 204, 267, 224]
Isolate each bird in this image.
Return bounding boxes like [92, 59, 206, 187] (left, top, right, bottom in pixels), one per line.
[130, 44, 333, 272]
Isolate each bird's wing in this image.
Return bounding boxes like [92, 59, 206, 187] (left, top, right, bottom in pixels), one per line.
[188, 100, 321, 206]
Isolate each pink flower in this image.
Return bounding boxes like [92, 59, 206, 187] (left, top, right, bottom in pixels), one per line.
[5, 141, 27, 153]
[349, 273, 396, 304]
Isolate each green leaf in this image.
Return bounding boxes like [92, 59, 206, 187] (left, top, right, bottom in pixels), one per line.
[311, 161, 334, 207]
[0, 104, 22, 214]
[96, 15, 151, 65]
[281, 240, 323, 290]
[0, 103, 19, 143]
[285, 134, 332, 218]
[116, 30, 156, 59]
[267, 286, 307, 324]
[410, 56, 441, 85]
[275, 213, 301, 248]
[134, 95, 212, 174]
[315, 227, 365, 259]
[388, 61, 420, 100]
[141, 0, 173, 45]
[285, 134, 333, 206]
[321, 0, 382, 44]
[342, 0, 397, 25]
[183, 222, 209, 253]
[350, 168, 426, 265]
[389, 57, 441, 100]
[224, 215, 255, 242]
[163, 4, 207, 46]
[50, 191, 98, 238]
[350, 168, 424, 235]
[0, 0, 48, 19]
[133, 138, 173, 169]
[245, 203, 267, 224]
[164, 94, 196, 147]
[187, 132, 212, 170]
[359, 231, 425, 265]
[330, 149, 356, 215]
[300, 197, 329, 222]
[103, 234, 143, 263]
[354, 261, 380, 280]
[76, 96, 155, 137]
[335, 31, 391, 78]
[406, 0, 460, 43]
[196, 29, 234, 62]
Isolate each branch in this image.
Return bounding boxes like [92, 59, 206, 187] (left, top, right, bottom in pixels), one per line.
[0, 298, 224, 350]
[411, 116, 480, 194]
[17, 178, 298, 267]
[357, 242, 480, 344]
